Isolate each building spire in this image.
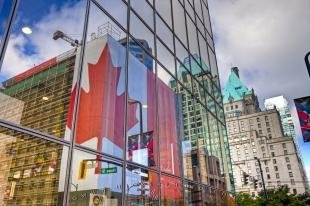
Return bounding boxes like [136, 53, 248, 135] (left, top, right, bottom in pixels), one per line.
[231, 67, 239, 78]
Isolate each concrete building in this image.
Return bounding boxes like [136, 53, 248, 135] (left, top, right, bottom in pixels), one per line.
[223, 67, 308, 196]
[264, 96, 295, 138]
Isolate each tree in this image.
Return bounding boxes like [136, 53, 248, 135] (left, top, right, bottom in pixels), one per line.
[236, 192, 258, 206]
[236, 185, 308, 206]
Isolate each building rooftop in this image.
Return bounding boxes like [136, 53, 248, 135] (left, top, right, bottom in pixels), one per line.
[222, 67, 253, 104]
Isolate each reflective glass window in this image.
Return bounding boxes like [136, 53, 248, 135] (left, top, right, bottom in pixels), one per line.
[0, 0, 87, 138]
[172, 0, 188, 47]
[155, 0, 172, 28]
[130, 11, 155, 56]
[0, 126, 67, 205]
[72, 3, 126, 158]
[126, 165, 159, 205]
[186, 15, 199, 58]
[156, 40, 175, 76]
[131, 0, 154, 30]
[70, 150, 123, 205]
[97, 0, 128, 30]
[156, 14, 174, 51]
[160, 176, 183, 205]
[127, 43, 158, 168]
[0, 0, 14, 44]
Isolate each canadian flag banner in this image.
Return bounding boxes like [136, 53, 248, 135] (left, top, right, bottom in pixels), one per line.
[65, 35, 181, 200]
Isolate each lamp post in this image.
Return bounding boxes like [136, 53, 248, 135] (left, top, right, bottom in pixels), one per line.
[254, 157, 268, 205]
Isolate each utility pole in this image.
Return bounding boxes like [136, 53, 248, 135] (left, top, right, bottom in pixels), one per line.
[254, 157, 268, 205]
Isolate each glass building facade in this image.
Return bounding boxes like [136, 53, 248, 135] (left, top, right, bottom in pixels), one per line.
[0, 0, 234, 205]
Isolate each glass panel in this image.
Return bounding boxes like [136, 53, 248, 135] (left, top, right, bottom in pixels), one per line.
[177, 58, 192, 91]
[72, 3, 127, 158]
[157, 63, 176, 88]
[0, 0, 13, 44]
[202, 3, 211, 35]
[126, 165, 159, 205]
[131, 0, 154, 30]
[0, 0, 86, 138]
[177, 60, 192, 94]
[193, 78, 206, 105]
[160, 176, 183, 205]
[181, 89, 196, 181]
[127, 45, 158, 168]
[208, 47, 219, 86]
[185, 0, 195, 22]
[156, 14, 173, 51]
[69, 149, 122, 205]
[156, 40, 175, 76]
[198, 32, 210, 73]
[194, 0, 204, 23]
[186, 15, 199, 58]
[197, 18, 206, 39]
[157, 68, 181, 176]
[172, 0, 187, 48]
[130, 11, 155, 56]
[184, 182, 203, 205]
[155, 0, 172, 28]
[175, 37, 189, 64]
[0, 126, 68, 206]
[97, 0, 127, 30]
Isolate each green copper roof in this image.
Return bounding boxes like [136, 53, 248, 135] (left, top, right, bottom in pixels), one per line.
[222, 70, 252, 104]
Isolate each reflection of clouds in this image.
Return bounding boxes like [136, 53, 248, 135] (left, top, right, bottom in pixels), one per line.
[2, 1, 86, 79]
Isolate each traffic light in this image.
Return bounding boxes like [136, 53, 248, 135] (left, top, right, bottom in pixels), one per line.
[243, 172, 249, 185]
[78, 161, 87, 180]
[253, 178, 258, 189]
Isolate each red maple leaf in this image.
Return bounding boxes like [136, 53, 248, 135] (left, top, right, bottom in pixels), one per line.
[67, 43, 138, 151]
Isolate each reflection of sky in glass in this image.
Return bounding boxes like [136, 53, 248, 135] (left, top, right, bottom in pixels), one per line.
[0, 1, 13, 37]
[1, 0, 86, 81]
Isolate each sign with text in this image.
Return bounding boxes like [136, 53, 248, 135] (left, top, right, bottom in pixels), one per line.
[100, 167, 117, 174]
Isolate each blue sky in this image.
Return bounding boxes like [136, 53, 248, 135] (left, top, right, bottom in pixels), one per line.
[209, 0, 310, 179]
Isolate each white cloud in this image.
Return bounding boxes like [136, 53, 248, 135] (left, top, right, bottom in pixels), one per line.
[209, 0, 310, 173]
[1, 1, 86, 78]
[209, 0, 310, 105]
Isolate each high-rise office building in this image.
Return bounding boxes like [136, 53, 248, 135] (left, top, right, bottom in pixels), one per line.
[171, 54, 234, 194]
[264, 96, 295, 138]
[223, 68, 308, 196]
[0, 0, 235, 205]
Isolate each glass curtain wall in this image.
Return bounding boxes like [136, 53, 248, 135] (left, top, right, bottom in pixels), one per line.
[0, 0, 234, 205]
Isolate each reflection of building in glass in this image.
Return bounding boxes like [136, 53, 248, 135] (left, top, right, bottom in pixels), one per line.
[0, 51, 75, 205]
[1, 0, 237, 205]
[171, 54, 234, 193]
[223, 67, 308, 196]
[119, 38, 153, 71]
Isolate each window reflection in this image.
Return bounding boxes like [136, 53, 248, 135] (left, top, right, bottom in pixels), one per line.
[160, 176, 183, 205]
[131, 0, 154, 30]
[0, 0, 14, 44]
[126, 165, 159, 205]
[70, 150, 122, 205]
[0, 127, 67, 206]
[130, 11, 155, 56]
[0, 0, 86, 137]
[71, 3, 127, 158]
[127, 43, 157, 167]
[172, 0, 188, 48]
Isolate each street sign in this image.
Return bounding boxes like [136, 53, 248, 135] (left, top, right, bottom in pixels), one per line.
[100, 167, 117, 174]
